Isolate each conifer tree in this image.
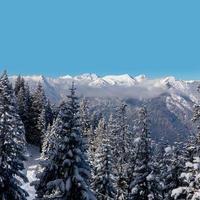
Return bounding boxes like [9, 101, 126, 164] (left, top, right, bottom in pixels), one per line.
[14, 76, 33, 142]
[92, 118, 116, 200]
[40, 118, 62, 161]
[45, 100, 54, 128]
[30, 82, 47, 147]
[171, 102, 200, 199]
[108, 104, 129, 199]
[34, 83, 95, 200]
[14, 75, 25, 95]
[0, 71, 28, 200]
[37, 100, 54, 152]
[33, 115, 64, 198]
[80, 98, 91, 137]
[129, 107, 154, 200]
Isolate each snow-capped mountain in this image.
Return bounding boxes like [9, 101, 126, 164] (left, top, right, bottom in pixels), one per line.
[9, 73, 200, 142]
[9, 73, 200, 103]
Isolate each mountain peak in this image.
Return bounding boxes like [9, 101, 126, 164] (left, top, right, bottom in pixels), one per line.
[162, 76, 176, 83]
[135, 74, 146, 82]
[74, 73, 98, 81]
[102, 74, 136, 86]
[59, 75, 72, 79]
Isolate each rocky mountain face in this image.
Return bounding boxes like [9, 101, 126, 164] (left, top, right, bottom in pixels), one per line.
[10, 73, 200, 143]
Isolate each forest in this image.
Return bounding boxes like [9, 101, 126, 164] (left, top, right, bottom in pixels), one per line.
[1, 70, 200, 200]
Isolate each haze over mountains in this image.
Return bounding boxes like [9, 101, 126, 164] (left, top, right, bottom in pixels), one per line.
[9, 73, 200, 102]
[9, 73, 200, 142]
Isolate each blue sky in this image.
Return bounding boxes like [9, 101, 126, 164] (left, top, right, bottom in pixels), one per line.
[0, 0, 200, 79]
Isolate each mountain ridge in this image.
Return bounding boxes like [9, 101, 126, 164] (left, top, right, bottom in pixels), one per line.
[9, 73, 200, 142]
[9, 73, 200, 103]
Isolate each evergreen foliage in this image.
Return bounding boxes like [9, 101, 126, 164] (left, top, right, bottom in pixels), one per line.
[34, 83, 95, 200]
[0, 71, 28, 200]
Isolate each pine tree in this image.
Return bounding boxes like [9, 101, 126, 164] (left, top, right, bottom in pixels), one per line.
[40, 117, 62, 161]
[14, 76, 33, 143]
[80, 98, 91, 137]
[33, 115, 64, 198]
[33, 99, 72, 198]
[158, 144, 184, 200]
[108, 104, 129, 199]
[45, 100, 54, 129]
[34, 83, 95, 200]
[0, 71, 28, 200]
[149, 143, 164, 200]
[30, 82, 47, 148]
[171, 152, 200, 199]
[129, 107, 154, 200]
[171, 102, 200, 199]
[92, 118, 116, 200]
[37, 100, 54, 152]
[14, 75, 25, 95]
[91, 111, 103, 131]
[41, 125, 52, 159]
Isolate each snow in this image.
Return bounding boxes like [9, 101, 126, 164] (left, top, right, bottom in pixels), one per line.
[134, 137, 141, 144]
[102, 74, 136, 86]
[166, 93, 192, 114]
[161, 76, 176, 85]
[74, 73, 98, 81]
[89, 78, 109, 87]
[171, 187, 188, 199]
[180, 172, 192, 182]
[22, 144, 40, 200]
[135, 74, 146, 82]
[165, 146, 172, 153]
[192, 191, 200, 200]
[22, 75, 45, 82]
[9, 73, 200, 104]
[185, 161, 194, 168]
[59, 75, 72, 79]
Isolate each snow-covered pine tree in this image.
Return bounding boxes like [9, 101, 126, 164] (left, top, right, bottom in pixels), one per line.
[0, 71, 28, 200]
[79, 98, 92, 155]
[45, 100, 54, 129]
[158, 144, 184, 200]
[129, 107, 156, 200]
[88, 115, 104, 175]
[41, 124, 52, 159]
[92, 118, 116, 200]
[51, 103, 60, 120]
[108, 104, 129, 200]
[14, 76, 33, 142]
[149, 143, 165, 200]
[91, 111, 103, 131]
[30, 82, 47, 147]
[171, 102, 200, 200]
[171, 153, 200, 199]
[33, 113, 65, 198]
[37, 100, 54, 152]
[14, 75, 25, 95]
[34, 82, 95, 200]
[80, 98, 91, 137]
[37, 108, 48, 153]
[40, 102, 65, 160]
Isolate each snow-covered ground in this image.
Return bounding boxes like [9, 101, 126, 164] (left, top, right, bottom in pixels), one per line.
[22, 144, 40, 200]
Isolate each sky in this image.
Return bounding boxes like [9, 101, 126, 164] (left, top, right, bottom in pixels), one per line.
[0, 0, 200, 80]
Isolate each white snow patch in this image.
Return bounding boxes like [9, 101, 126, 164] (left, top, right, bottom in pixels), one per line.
[165, 146, 172, 153]
[22, 144, 40, 200]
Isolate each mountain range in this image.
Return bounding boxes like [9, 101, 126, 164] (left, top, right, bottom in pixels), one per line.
[9, 73, 200, 142]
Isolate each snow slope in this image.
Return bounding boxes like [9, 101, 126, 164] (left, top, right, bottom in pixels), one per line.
[22, 145, 40, 200]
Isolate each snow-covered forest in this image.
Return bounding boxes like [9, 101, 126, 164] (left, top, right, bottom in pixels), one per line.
[1, 70, 200, 200]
